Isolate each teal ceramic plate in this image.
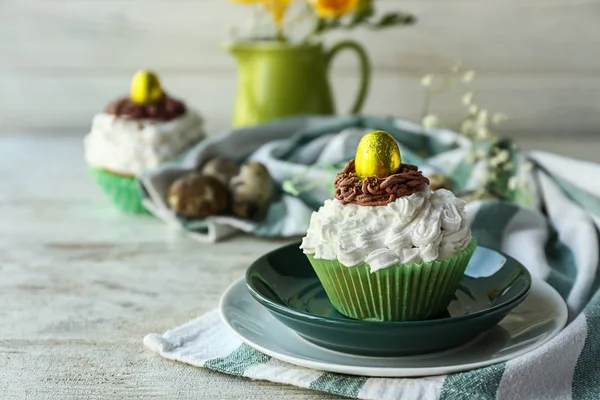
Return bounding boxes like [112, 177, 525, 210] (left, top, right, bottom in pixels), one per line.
[221, 277, 567, 377]
[246, 242, 532, 357]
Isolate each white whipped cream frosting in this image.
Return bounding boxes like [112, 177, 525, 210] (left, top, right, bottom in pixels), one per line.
[300, 188, 472, 272]
[84, 110, 205, 176]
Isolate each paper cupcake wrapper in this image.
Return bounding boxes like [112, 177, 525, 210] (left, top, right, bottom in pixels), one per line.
[88, 168, 148, 214]
[306, 239, 477, 322]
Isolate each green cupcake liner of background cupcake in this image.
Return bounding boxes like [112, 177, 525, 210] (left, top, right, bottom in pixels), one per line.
[306, 239, 477, 322]
[88, 168, 148, 214]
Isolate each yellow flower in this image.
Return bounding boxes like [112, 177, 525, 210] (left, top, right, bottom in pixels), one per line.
[264, 0, 293, 28]
[230, 0, 292, 29]
[309, 0, 360, 18]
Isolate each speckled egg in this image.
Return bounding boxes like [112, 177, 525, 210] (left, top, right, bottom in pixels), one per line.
[168, 172, 229, 218]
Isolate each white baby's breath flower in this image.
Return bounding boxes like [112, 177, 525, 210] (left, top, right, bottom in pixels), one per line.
[475, 148, 488, 159]
[460, 119, 474, 135]
[422, 114, 439, 129]
[495, 150, 510, 164]
[421, 74, 434, 88]
[462, 92, 474, 106]
[462, 70, 476, 83]
[490, 154, 507, 168]
[477, 109, 489, 126]
[508, 176, 519, 191]
[492, 113, 508, 125]
[489, 151, 509, 168]
[502, 162, 514, 171]
[476, 126, 491, 139]
[522, 161, 534, 172]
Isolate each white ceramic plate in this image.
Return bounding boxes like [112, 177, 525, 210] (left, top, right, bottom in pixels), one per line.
[220, 277, 568, 377]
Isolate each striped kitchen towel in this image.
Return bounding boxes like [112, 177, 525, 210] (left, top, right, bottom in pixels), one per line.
[141, 115, 509, 243]
[144, 148, 600, 399]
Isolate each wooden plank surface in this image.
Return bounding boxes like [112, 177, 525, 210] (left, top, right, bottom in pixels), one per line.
[2, 72, 600, 136]
[0, 132, 342, 399]
[2, 0, 600, 135]
[3, 0, 600, 73]
[1, 132, 599, 398]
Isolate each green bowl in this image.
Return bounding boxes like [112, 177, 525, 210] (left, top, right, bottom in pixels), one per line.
[246, 242, 532, 357]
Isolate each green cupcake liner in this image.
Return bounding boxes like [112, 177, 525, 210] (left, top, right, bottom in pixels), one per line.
[306, 239, 477, 322]
[88, 168, 148, 214]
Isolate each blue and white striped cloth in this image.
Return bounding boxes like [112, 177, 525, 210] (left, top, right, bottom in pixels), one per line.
[143, 116, 600, 399]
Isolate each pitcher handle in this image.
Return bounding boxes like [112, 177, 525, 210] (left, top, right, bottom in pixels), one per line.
[325, 40, 371, 114]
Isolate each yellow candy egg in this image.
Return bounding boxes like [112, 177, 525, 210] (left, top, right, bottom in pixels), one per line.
[130, 69, 163, 104]
[355, 130, 402, 179]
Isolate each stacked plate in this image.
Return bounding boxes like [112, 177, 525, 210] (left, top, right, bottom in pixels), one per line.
[220, 242, 568, 377]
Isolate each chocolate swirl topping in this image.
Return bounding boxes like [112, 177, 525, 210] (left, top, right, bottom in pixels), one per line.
[334, 160, 430, 206]
[105, 93, 186, 121]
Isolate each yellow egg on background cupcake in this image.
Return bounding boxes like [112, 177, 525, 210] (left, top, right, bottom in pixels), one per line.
[84, 70, 205, 213]
[300, 130, 476, 321]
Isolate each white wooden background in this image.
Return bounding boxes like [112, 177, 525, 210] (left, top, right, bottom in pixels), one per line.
[2, 0, 600, 137]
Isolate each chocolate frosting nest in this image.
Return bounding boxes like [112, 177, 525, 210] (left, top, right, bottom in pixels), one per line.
[334, 160, 430, 206]
[105, 93, 186, 121]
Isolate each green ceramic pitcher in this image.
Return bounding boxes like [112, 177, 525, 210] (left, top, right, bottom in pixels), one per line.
[226, 41, 371, 127]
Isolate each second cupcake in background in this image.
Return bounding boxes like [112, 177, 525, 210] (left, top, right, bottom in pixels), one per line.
[300, 130, 475, 322]
[84, 70, 205, 213]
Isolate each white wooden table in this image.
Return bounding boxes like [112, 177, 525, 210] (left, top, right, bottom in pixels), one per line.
[1, 132, 599, 399]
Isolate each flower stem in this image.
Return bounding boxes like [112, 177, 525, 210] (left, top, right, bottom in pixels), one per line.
[420, 91, 432, 120]
[276, 26, 287, 41]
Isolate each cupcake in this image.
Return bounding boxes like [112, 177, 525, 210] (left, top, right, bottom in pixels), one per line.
[84, 70, 205, 213]
[300, 130, 475, 321]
